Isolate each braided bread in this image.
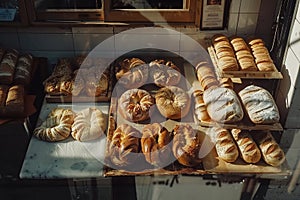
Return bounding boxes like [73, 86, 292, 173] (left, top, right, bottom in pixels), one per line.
[109, 124, 141, 167]
[33, 108, 74, 142]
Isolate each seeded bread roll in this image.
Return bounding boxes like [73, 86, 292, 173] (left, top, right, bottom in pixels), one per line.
[203, 87, 244, 123]
[207, 127, 239, 163]
[253, 131, 285, 167]
[238, 85, 280, 124]
[231, 129, 261, 164]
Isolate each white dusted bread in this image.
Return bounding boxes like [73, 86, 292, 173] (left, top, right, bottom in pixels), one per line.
[253, 131, 285, 167]
[238, 85, 280, 124]
[203, 86, 244, 123]
[71, 107, 107, 142]
[207, 127, 239, 163]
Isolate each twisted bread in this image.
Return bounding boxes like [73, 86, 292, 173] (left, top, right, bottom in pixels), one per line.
[172, 124, 202, 167]
[149, 59, 181, 87]
[109, 124, 141, 166]
[141, 123, 173, 167]
[71, 108, 107, 142]
[155, 86, 191, 119]
[118, 89, 155, 122]
[33, 108, 74, 142]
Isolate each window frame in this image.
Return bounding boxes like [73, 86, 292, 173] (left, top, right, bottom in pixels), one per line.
[25, 0, 104, 22]
[103, 0, 198, 24]
[0, 0, 29, 26]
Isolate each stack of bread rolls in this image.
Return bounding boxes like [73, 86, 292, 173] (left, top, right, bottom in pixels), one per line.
[230, 36, 257, 71]
[248, 38, 276, 71]
[195, 61, 219, 90]
[212, 34, 239, 71]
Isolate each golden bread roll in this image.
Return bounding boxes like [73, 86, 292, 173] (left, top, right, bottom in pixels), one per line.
[108, 124, 141, 167]
[238, 85, 280, 124]
[155, 86, 191, 119]
[71, 108, 107, 142]
[253, 131, 285, 167]
[141, 123, 173, 167]
[231, 129, 261, 164]
[118, 88, 155, 122]
[172, 124, 202, 167]
[33, 108, 75, 142]
[207, 127, 239, 163]
[193, 90, 210, 122]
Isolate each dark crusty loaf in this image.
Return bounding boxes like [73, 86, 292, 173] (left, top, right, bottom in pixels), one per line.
[14, 53, 33, 85]
[238, 85, 280, 124]
[0, 49, 19, 85]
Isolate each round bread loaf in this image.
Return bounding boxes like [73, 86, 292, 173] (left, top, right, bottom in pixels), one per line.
[155, 86, 191, 119]
[71, 108, 107, 142]
[118, 89, 155, 122]
[141, 123, 174, 167]
[33, 108, 75, 142]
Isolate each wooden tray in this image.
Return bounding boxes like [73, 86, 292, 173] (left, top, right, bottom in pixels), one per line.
[206, 39, 283, 79]
[104, 96, 288, 177]
[45, 69, 114, 103]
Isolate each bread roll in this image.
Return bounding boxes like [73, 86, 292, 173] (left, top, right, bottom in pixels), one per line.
[6, 85, 24, 106]
[238, 85, 280, 124]
[196, 61, 219, 90]
[172, 124, 202, 167]
[71, 108, 107, 142]
[0, 49, 19, 84]
[203, 87, 244, 123]
[141, 123, 173, 167]
[207, 127, 239, 163]
[231, 129, 261, 164]
[193, 90, 210, 122]
[108, 124, 141, 167]
[118, 89, 155, 122]
[155, 86, 191, 120]
[253, 131, 285, 167]
[33, 108, 75, 142]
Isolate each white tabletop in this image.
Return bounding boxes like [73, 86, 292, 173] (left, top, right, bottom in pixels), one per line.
[20, 101, 109, 179]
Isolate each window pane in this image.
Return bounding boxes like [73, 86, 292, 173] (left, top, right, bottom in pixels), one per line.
[0, 0, 20, 22]
[111, 0, 184, 9]
[34, 0, 102, 10]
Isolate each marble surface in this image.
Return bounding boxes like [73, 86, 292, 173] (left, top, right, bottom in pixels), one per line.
[20, 101, 109, 179]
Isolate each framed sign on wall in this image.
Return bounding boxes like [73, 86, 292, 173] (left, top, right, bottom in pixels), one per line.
[200, 0, 229, 30]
